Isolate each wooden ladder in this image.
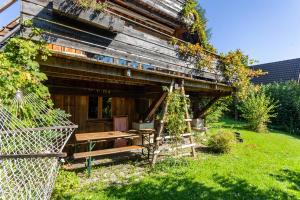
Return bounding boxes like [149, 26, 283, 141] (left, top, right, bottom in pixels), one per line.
[151, 79, 196, 166]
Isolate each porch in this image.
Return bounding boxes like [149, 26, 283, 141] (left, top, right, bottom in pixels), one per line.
[42, 52, 233, 168]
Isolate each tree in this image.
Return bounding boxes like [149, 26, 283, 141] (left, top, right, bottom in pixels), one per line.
[0, 22, 66, 126]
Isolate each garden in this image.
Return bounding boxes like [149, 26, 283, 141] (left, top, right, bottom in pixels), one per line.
[52, 118, 300, 200]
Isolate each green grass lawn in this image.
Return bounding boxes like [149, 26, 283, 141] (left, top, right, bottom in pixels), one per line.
[52, 118, 300, 200]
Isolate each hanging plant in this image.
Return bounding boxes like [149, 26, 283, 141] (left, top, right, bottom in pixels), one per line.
[74, 0, 108, 11]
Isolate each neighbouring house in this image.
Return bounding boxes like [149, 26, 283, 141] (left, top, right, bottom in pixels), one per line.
[0, 0, 233, 165]
[252, 58, 300, 84]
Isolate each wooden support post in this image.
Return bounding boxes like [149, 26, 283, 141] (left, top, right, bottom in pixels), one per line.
[180, 79, 196, 158]
[143, 92, 168, 122]
[151, 80, 174, 167]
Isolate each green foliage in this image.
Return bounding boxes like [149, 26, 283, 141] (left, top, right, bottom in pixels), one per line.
[208, 129, 235, 153]
[182, 0, 210, 46]
[0, 21, 69, 127]
[204, 97, 231, 124]
[74, 0, 107, 11]
[0, 37, 50, 106]
[52, 170, 79, 199]
[165, 90, 188, 141]
[221, 50, 266, 100]
[238, 90, 277, 133]
[263, 81, 300, 135]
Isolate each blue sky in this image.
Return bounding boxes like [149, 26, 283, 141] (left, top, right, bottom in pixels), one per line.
[1, 0, 300, 64]
[201, 0, 300, 64]
[0, 0, 20, 27]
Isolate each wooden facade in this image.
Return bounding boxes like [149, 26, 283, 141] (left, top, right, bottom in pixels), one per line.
[1, 0, 234, 153]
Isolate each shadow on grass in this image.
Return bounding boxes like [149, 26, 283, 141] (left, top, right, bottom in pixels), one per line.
[212, 117, 300, 140]
[271, 169, 300, 191]
[103, 172, 296, 200]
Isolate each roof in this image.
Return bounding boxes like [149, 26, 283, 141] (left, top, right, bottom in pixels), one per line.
[0, 0, 17, 13]
[251, 58, 300, 84]
[0, 17, 20, 47]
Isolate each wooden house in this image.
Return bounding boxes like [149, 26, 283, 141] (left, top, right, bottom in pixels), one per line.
[1, 0, 233, 161]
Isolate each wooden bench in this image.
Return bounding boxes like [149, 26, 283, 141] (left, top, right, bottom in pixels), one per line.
[74, 146, 143, 159]
[73, 131, 143, 176]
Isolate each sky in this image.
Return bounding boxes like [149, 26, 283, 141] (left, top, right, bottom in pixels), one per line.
[1, 0, 300, 64]
[201, 0, 300, 64]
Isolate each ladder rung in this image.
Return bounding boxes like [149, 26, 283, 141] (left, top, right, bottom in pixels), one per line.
[156, 133, 193, 141]
[158, 144, 196, 153]
[185, 119, 192, 122]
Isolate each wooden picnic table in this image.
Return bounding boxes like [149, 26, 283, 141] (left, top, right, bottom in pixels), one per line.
[74, 131, 142, 176]
[75, 131, 139, 142]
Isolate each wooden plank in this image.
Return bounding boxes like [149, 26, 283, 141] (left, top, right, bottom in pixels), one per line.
[136, 0, 184, 19]
[52, 0, 125, 32]
[112, 0, 180, 28]
[108, 2, 174, 34]
[73, 145, 143, 159]
[156, 133, 192, 140]
[75, 131, 138, 142]
[0, 0, 17, 13]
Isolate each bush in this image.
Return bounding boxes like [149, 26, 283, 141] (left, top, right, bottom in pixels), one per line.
[238, 91, 277, 133]
[208, 130, 235, 153]
[263, 81, 300, 135]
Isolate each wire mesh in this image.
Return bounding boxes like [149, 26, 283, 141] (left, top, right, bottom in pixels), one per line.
[0, 91, 77, 200]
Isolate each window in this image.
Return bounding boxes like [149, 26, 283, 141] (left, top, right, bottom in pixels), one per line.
[102, 97, 112, 119]
[88, 96, 98, 119]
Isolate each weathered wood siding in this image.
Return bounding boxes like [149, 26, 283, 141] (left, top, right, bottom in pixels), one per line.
[21, 0, 224, 82]
[52, 94, 139, 133]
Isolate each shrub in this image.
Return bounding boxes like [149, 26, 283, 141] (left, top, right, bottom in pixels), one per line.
[263, 81, 300, 135]
[208, 130, 235, 153]
[238, 90, 277, 133]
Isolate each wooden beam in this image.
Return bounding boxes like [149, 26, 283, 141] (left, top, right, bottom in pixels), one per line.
[143, 92, 168, 121]
[196, 95, 222, 118]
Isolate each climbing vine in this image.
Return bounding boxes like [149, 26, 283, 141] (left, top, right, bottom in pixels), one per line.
[165, 90, 188, 142]
[74, 0, 107, 11]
